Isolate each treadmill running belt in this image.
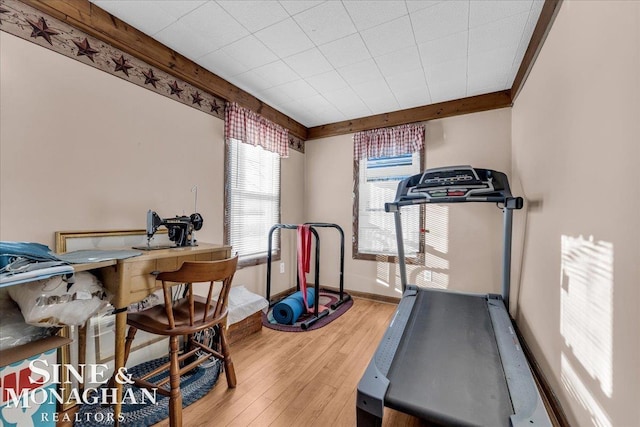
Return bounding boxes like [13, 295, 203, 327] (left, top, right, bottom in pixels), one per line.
[385, 289, 513, 426]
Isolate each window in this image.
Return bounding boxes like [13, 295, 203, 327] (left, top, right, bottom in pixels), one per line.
[225, 139, 280, 266]
[352, 124, 425, 263]
[223, 102, 288, 267]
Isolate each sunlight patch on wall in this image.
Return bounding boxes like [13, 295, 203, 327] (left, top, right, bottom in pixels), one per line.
[424, 205, 449, 254]
[560, 235, 614, 398]
[561, 353, 612, 427]
[376, 261, 391, 288]
[430, 272, 449, 289]
[560, 236, 613, 397]
[423, 252, 449, 270]
[375, 201, 450, 292]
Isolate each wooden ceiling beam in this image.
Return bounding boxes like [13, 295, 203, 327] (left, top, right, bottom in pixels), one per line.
[22, 0, 560, 142]
[307, 91, 512, 140]
[511, 0, 563, 102]
[22, 0, 309, 140]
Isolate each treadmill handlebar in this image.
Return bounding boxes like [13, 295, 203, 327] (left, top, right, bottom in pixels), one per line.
[386, 166, 523, 211]
[385, 196, 523, 211]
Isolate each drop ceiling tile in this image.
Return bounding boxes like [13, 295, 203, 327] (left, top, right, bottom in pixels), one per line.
[418, 31, 467, 68]
[319, 34, 371, 69]
[222, 36, 278, 69]
[323, 87, 357, 105]
[250, 61, 300, 88]
[302, 93, 332, 107]
[257, 86, 295, 107]
[319, 107, 348, 123]
[277, 98, 310, 118]
[351, 78, 394, 100]
[405, 1, 442, 14]
[469, 11, 529, 55]
[179, 1, 249, 51]
[154, 21, 217, 60]
[156, 1, 207, 20]
[274, 79, 318, 100]
[467, 82, 506, 98]
[516, 2, 545, 58]
[217, 1, 289, 32]
[367, 98, 402, 115]
[395, 84, 431, 110]
[386, 68, 428, 93]
[296, 112, 322, 127]
[93, 0, 545, 126]
[425, 56, 467, 77]
[233, 70, 273, 93]
[375, 45, 422, 77]
[343, 1, 408, 31]
[467, 49, 512, 91]
[529, 0, 546, 22]
[199, 49, 247, 78]
[255, 18, 314, 59]
[258, 87, 293, 108]
[361, 16, 415, 57]
[504, 2, 545, 87]
[307, 109, 347, 127]
[425, 58, 467, 103]
[279, 0, 326, 16]
[341, 107, 374, 120]
[93, 1, 180, 36]
[469, 0, 533, 28]
[294, 1, 357, 45]
[284, 48, 334, 78]
[305, 70, 349, 93]
[411, 1, 470, 44]
[352, 80, 399, 115]
[429, 85, 468, 104]
[504, 51, 525, 88]
[338, 59, 383, 86]
[326, 88, 372, 118]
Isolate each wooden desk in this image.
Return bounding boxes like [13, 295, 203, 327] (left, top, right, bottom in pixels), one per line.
[74, 243, 231, 424]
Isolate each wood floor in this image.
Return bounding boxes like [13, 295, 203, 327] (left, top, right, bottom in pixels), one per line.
[153, 297, 427, 427]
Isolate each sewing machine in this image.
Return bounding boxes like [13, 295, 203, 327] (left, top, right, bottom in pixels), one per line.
[137, 210, 204, 249]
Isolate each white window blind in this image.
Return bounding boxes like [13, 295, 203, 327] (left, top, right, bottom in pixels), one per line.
[226, 138, 280, 264]
[357, 153, 421, 257]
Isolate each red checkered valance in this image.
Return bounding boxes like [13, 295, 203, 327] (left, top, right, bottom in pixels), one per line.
[353, 123, 424, 159]
[225, 102, 289, 158]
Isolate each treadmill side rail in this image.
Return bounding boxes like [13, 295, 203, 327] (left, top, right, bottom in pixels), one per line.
[357, 287, 418, 426]
[356, 361, 389, 425]
[487, 297, 552, 427]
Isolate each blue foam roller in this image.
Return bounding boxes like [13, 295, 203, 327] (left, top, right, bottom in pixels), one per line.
[272, 289, 315, 325]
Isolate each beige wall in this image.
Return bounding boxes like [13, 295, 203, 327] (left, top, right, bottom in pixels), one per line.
[0, 32, 302, 297]
[511, 1, 640, 426]
[304, 108, 514, 299]
[3, 3, 639, 424]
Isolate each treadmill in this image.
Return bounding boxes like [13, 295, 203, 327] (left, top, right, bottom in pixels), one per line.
[356, 166, 551, 427]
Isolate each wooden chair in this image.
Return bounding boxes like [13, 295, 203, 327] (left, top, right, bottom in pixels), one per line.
[122, 255, 238, 427]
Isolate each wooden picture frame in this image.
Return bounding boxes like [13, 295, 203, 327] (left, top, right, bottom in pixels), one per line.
[55, 228, 170, 253]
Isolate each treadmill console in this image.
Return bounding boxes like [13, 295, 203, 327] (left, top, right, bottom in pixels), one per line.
[409, 165, 494, 199]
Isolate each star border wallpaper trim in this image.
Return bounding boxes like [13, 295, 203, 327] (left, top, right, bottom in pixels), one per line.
[0, 0, 306, 153]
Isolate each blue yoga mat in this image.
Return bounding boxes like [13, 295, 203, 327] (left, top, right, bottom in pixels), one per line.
[272, 289, 315, 325]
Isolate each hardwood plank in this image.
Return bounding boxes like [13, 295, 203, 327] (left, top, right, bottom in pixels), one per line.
[226, 395, 274, 427]
[59, 296, 565, 426]
[306, 91, 512, 140]
[156, 298, 398, 426]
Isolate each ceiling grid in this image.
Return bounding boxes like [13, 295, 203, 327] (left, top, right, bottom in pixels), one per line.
[91, 0, 544, 128]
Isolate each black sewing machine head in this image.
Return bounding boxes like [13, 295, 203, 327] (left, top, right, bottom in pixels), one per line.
[146, 210, 203, 247]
